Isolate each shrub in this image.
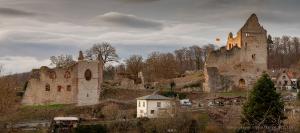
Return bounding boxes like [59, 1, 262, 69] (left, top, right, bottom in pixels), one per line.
[76, 124, 107, 133]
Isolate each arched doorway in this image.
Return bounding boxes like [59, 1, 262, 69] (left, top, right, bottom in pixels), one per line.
[239, 79, 246, 89]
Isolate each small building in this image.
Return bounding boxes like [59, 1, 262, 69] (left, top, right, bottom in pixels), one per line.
[136, 94, 173, 118]
[275, 70, 298, 90]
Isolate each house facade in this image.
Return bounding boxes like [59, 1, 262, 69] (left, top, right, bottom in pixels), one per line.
[136, 94, 173, 118]
[274, 70, 298, 90]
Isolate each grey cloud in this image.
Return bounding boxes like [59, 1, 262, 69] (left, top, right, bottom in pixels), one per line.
[92, 12, 164, 30]
[117, 0, 159, 3]
[0, 7, 36, 17]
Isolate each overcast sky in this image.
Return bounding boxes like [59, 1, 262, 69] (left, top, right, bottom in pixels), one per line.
[0, 0, 299, 74]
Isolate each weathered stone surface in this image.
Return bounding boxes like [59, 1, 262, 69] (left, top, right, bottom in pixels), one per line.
[204, 14, 268, 92]
[22, 55, 103, 106]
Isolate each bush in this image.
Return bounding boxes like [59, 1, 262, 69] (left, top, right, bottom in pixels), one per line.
[160, 91, 186, 99]
[76, 124, 107, 133]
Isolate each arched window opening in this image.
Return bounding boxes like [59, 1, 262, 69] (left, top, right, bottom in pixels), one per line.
[84, 69, 92, 81]
[239, 79, 246, 89]
[57, 85, 62, 92]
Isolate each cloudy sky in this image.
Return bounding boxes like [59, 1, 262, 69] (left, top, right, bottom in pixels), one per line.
[0, 0, 299, 74]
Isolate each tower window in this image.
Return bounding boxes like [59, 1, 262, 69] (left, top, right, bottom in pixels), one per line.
[49, 71, 56, 79]
[67, 85, 71, 91]
[251, 54, 256, 60]
[64, 71, 71, 79]
[84, 69, 92, 81]
[45, 84, 50, 91]
[57, 85, 62, 92]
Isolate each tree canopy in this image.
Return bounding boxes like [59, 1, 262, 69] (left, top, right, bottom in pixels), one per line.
[240, 73, 286, 132]
[50, 54, 75, 68]
[85, 42, 118, 64]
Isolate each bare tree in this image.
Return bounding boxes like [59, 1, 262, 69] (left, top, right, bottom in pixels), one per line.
[50, 54, 75, 68]
[189, 45, 205, 70]
[125, 55, 144, 79]
[85, 42, 119, 64]
[144, 52, 177, 81]
[0, 64, 3, 76]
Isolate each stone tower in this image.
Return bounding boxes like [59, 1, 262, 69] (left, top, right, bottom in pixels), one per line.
[204, 14, 268, 92]
[77, 56, 103, 106]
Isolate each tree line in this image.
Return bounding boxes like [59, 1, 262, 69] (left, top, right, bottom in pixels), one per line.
[268, 35, 300, 69]
[113, 44, 216, 82]
[50, 35, 300, 82]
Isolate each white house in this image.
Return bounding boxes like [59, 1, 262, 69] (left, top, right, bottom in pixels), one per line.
[136, 94, 173, 118]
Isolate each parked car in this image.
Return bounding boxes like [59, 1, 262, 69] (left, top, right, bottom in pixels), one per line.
[180, 99, 192, 106]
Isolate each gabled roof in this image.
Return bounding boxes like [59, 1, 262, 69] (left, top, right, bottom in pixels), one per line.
[136, 94, 171, 100]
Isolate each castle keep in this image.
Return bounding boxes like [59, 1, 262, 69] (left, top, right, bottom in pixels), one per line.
[203, 14, 268, 92]
[22, 52, 103, 106]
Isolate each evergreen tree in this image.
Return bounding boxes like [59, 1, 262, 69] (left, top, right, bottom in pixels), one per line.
[240, 73, 286, 132]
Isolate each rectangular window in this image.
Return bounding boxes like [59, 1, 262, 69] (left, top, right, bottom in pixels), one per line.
[45, 84, 50, 91]
[138, 101, 141, 107]
[57, 85, 62, 92]
[67, 85, 71, 91]
[151, 110, 155, 114]
[157, 102, 161, 107]
[143, 102, 145, 107]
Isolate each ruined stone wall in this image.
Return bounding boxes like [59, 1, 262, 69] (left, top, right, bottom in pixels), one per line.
[22, 59, 104, 106]
[204, 14, 268, 92]
[77, 60, 103, 106]
[22, 65, 78, 105]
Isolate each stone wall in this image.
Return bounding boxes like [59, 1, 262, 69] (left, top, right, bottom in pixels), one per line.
[22, 59, 103, 106]
[77, 60, 103, 106]
[204, 14, 268, 92]
[22, 65, 78, 105]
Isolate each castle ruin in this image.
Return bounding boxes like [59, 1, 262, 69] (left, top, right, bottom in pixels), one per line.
[22, 51, 103, 106]
[203, 14, 268, 92]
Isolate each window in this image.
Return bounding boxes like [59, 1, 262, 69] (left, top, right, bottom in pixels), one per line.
[45, 84, 50, 91]
[157, 102, 161, 107]
[282, 76, 286, 79]
[57, 85, 62, 92]
[64, 71, 71, 79]
[67, 85, 71, 91]
[251, 54, 256, 60]
[49, 71, 56, 79]
[140, 110, 143, 113]
[284, 80, 288, 85]
[246, 33, 250, 37]
[143, 102, 145, 107]
[84, 69, 92, 81]
[138, 101, 141, 107]
[151, 110, 155, 114]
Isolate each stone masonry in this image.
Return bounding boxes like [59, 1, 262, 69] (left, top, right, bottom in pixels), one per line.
[203, 14, 268, 92]
[21, 51, 103, 106]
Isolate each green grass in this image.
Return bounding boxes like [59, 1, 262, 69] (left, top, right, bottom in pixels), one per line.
[21, 104, 66, 110]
